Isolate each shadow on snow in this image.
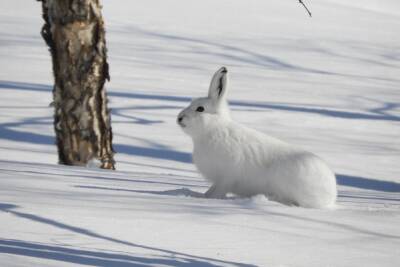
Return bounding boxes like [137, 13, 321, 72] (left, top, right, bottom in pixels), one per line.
[75, 185, 205, 198]
[1, 80, 399, 122]
[0, 203, 254, 267]
[336, 174, 400, 193]
[0, 239, 223, 267]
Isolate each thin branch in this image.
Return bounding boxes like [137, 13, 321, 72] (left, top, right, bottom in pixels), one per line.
[299, 0, 312, 17]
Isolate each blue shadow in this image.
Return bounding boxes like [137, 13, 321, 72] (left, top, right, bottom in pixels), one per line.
[0, 239, 216, 267]
[115, 144, 191, 163]
[75, 185, 205, 198]
[337, 174, 400, 192]
[0, 204, 254, 267]
[1, 80, 399, 121]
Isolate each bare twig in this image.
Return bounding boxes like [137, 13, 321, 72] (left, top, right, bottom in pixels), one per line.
[299, 0, 312, 17]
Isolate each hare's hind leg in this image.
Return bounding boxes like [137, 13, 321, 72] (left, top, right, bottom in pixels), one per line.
[204, 183, 227, 199]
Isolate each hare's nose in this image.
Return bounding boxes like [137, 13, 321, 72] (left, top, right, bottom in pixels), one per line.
[177, 115, 186, 127]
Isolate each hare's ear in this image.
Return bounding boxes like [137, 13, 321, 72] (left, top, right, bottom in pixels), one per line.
[208, 67, 228, 102]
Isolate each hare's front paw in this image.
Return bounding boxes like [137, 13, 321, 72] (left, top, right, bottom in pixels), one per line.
[204, 184, 227, 199]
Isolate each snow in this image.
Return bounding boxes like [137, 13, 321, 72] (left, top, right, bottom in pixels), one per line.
[0, 0, 399, 266]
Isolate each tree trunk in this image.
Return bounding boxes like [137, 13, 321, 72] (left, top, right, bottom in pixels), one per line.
[39, 0, 115, 169]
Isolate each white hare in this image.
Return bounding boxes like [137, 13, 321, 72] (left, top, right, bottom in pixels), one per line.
[177, 67, 337, 208]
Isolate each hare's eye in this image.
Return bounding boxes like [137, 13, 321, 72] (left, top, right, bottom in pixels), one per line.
[196, 106, 205, 112]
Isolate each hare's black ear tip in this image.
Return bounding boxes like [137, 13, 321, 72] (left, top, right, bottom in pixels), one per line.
[220, 67, 228, 73]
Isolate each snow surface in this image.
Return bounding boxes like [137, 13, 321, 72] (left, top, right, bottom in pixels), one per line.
[0, 0, 399, 266]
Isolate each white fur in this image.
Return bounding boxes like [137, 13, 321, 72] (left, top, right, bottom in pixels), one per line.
[177, 67, 337, 208]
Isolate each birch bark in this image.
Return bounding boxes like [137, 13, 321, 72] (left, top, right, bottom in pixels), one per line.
[39, 0, 115, 169]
